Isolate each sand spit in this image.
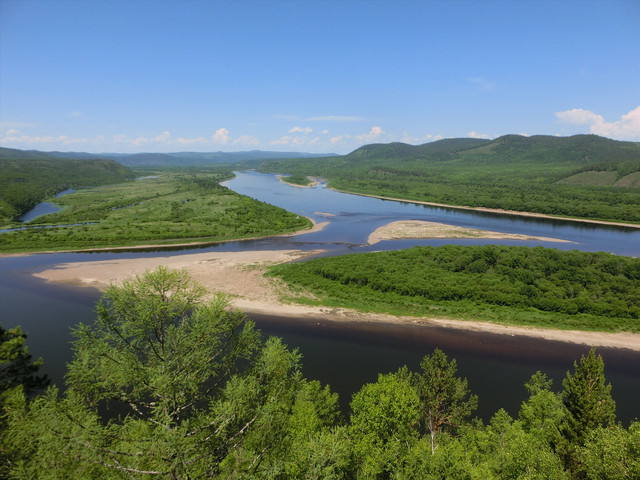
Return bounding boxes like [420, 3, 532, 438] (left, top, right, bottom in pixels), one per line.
[367, 220, 573, 245]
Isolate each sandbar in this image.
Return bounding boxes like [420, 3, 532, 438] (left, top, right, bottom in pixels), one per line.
[368, 220, 573, 245]
[33, 248, 640, 352]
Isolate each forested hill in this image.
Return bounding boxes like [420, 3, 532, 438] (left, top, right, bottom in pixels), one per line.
[0, 147, 336, 167]
[0, 151, 135, 222]
[259, 134, 640, 223]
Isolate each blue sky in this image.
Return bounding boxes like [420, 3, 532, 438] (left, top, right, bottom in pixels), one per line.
[1, 0, 639, 154]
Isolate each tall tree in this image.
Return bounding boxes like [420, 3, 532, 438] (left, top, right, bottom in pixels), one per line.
[561, 348, 616, 445]
[561, 347, 616, 477]
[411, 349, 478, 454]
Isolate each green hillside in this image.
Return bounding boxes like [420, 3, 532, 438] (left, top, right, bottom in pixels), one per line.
[0, 149, 135, 222]
[259, 134, 640, 223]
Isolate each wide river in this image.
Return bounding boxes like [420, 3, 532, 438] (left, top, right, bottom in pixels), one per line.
[1, 171, 639, 422]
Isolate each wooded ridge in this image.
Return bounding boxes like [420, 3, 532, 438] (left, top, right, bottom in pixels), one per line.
[259, 134, 640, 223]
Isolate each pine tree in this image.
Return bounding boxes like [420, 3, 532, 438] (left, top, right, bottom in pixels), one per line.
[561, 347, 616, 476]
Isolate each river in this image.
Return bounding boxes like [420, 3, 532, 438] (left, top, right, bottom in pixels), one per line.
[1, 171, 638, 422]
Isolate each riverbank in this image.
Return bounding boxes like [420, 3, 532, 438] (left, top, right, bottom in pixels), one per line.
[333, 188, 640, 229]
[32, 247, 640, 352]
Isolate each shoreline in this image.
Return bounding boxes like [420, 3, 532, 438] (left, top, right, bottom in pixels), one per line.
[329, 187, 640, 229]
[31, 247, 640, 352]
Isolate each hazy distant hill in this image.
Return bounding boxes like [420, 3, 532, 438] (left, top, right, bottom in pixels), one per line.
[0, 147, 337, 167]
[259, 134, 640, 223]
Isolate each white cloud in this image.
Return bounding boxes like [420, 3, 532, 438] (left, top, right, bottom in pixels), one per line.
[0, 128, 103, 147]
[356, 126, 385, 143]
[132, 131, 172, 146]
[176, 136, 208, 145]
[468, 130, 491, 139]
[401, 132, 445, 145]
[555, 106, 640, 140]
[211, 127, 230, 145]
[270, 136, 293, 146]
[289, 126, 312, 134]
[232, 135, 260, 146]
[330, 134, 349, 145]
[66, 111, 83, 118]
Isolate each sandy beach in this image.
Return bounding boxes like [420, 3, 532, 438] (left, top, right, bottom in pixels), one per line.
[367, 220, 573, 245]
[33, 245, 640, 352]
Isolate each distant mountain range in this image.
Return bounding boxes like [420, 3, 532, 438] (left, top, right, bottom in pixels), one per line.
[0, 148, 337, 166]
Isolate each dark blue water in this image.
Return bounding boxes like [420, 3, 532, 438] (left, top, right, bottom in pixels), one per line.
[15, 189, 75, 223]
[1, 172, 639, 423]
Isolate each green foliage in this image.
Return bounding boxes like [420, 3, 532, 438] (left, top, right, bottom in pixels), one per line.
[2, 267, 341, 478]
[0, 156, 134, 222]
[349, 368, 420, 478]
[1, 267, 637, 479]
[281, 174, 312, 186]
[560, 348, 617, 476]
[267, 245, 640, 333]
[561, 348, 616, 445]
[259, 134, 640, 223]
[412, 349, 478, 454]
[0, 171, 311, 252]
[578, 422, 640, 480]
[0, 325, 49, 398]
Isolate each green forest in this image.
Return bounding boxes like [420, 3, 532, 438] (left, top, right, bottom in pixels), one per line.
[259, 134, 640, 223]
[0, 169, 311, 252]
[267, 245, 640, 333]
[1, 268, 637, 479]
[0, 154, 135, 223]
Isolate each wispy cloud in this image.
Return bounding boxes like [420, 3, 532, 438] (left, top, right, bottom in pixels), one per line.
[176, 136, 209, 146]
[289, 126, 312, 134]
[556, 106, 640, 140]
[232, 135, 260, 146]
[401, 132, 444, 144]
[467, 130, 492, 139]
[0, 128, 105, 147]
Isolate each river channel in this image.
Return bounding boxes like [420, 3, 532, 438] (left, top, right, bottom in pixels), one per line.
[1, 171, 639, 422]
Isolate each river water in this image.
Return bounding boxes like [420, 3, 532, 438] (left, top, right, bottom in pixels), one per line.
[1, 171, 638, 422]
